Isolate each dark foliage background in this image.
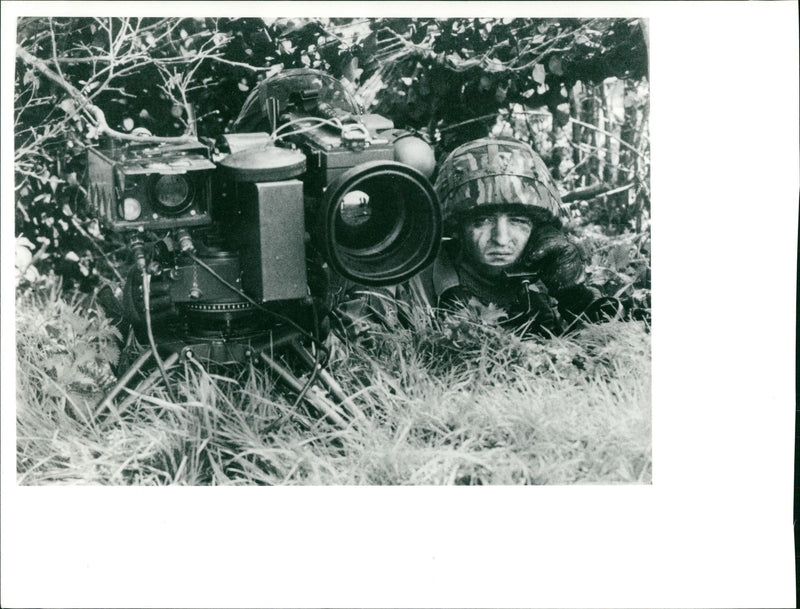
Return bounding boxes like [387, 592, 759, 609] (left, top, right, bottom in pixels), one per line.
[14, 16, 649, 303]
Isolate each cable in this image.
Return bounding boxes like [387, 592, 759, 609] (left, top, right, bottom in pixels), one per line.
[259, 295, 326, 435]
[271, 115, 370, 143]
[288, 300, 323, 411]
[142, 268, 179, 403]
[272, 116, 342, 139]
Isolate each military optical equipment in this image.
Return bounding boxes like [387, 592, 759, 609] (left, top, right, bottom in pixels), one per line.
[88, 141, 215, 231]
[87, 69, 442, 364]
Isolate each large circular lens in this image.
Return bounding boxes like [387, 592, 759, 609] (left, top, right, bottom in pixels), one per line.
[152, 174, 192, 214]
[334, 186, 405, 253]
[321, 161, 441, 286]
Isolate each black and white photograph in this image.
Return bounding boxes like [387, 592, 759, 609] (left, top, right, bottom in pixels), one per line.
[12, 14, 651, 486]
[1, 2, 796, 608]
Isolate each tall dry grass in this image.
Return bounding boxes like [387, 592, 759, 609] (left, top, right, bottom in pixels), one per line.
[16, 277, 651, 485]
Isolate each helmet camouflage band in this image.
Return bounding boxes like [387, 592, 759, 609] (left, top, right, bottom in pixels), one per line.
[434, 137, 565, 230]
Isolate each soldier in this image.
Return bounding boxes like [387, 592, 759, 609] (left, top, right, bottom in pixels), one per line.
[410, 136, 620, 335]
[339, 137, 620, 337]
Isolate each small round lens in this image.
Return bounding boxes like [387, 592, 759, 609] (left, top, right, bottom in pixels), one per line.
[122, 197, 142, 220]
[153, 174, 190, 212]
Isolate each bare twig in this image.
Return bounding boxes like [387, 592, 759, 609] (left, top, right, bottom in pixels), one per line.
[200, 54, 273, 71]
[16, 44, 196, 145]
[568, 141, 635, 175]
[438, 108, 552, 134]
[88, 106, 196, 143]
[374, 18, 599, 75]
[570, 118, 650, 163]
[70, 217, 125, 283]
[48, 19, 69, 84]
[16, 46, 86, 106]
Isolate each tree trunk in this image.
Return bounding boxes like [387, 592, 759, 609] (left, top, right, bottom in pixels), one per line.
[569, 81, 584, 168]
[592, 83, 606, 184]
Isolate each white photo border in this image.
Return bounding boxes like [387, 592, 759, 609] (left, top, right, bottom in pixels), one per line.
[2, 2, 797, 608]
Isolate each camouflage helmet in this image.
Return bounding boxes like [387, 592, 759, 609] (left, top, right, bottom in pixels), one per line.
[434, 137, 565, 232]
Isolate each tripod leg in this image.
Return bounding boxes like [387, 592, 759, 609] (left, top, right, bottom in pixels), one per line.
[289, 342, 366, 422]
[259, 351, 349, 429]
[117, 351, 181, 415]
[94, 348, 154, 418]
[289, 342, 348, 403]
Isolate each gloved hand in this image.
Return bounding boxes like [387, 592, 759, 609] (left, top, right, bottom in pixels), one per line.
[555, 284, 623, 331]
[522, 226, 624, 331]
[521, 224, 585, 292]
[504, 285, 561, 336]
[121, 265, 179, 343]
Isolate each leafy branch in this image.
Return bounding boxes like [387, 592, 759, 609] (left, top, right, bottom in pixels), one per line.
[17, 36, 200, 146]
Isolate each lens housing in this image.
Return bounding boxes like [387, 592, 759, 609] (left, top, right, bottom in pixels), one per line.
[321, 161, 441, 286]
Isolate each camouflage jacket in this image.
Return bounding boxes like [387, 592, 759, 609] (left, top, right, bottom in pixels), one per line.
[333, 241, 605, 338]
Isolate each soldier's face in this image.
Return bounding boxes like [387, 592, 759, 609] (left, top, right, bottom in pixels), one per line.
[461, 212, 533, 273]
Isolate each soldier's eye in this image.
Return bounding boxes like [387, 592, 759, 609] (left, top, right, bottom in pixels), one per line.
[509, 216, 533, 227]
